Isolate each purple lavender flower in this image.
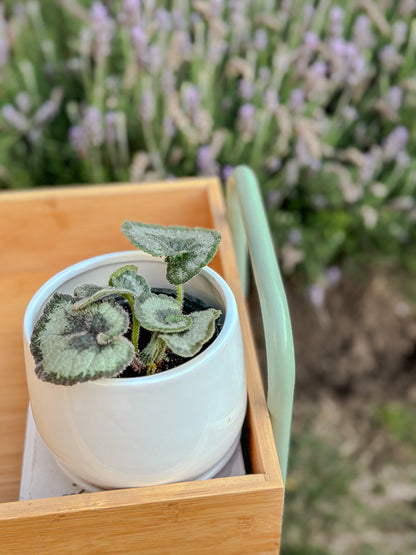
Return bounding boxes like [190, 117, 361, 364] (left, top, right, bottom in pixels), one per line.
[83, 106, 104, 147]
[172, 9, 185, 30]
[359, 153, 376, 183]
[208, 38, 227, 64]
[307, 284, 325, 308]
[209, 0, 224, 18]
[122, 0, 141, 26]
[131, 25, 148, 64]
[353, 15, 374, 49]
[303, 31, 319, 51]
[222, 164, 234, 182]
[386, 86, 403, 111]
[154, 8, 171, 31]
[90, 2, 115, 62]
[382, 126, 409, 160]
[1, 105, 29, 133]
[237, 103, 256, 141]
[254, 29, 268, 51]
[0, 6, 8, 67]
[197, 145, 218, 176]
[329, 6, 344, 37]
[309, 61, 327, 79]
[182, 84, 200, 115]
[238, 79, 255, 100]
[295, 138, 321, 170]
[69, 124, 88, 154]
[325, 266, 342, 286]
[289, 89, 305, 113]
[34, 90, 62, 125]
[0, 37, 8, 68]
[379, 44, 402, 73]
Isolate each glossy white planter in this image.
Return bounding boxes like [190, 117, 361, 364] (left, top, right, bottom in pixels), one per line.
[23, 251, 247, 490]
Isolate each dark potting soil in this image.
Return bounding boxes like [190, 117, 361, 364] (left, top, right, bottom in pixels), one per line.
[118, 288, 225, 378]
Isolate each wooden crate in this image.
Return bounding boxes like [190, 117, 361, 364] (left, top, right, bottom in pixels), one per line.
[0, 178, 283, 553]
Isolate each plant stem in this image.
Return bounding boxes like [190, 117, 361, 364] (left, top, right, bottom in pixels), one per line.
[141, 332, 167, 374]
[125, 293, 140, 354]
[177, 284, 183, 308]
[131, 316, 140, 355]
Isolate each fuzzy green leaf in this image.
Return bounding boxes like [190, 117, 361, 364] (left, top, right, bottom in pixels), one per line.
[30, 293, 134, 385]
[134, 293, 192, 332]
[121, 221, 221, 285]
[109, 265, 150, 296]
[72, 286, 135, 310]
[160, 308, 221, 358]
[74, 284, 103, 298]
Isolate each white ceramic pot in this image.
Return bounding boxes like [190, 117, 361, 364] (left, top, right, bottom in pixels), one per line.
[23, 251, 247, 490]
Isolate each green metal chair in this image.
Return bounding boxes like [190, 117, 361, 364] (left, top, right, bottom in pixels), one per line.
[226, 165, 295, 485]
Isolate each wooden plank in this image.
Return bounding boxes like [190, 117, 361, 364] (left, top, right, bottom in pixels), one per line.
[0, 476, 282, 554]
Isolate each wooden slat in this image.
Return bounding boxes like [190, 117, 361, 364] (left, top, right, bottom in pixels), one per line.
[0, 475, 282, 553]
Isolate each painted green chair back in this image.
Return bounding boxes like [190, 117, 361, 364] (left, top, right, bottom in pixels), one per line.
[226, 165, 295, 484]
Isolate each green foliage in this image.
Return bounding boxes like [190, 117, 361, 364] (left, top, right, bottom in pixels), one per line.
[134, 293, 192, 332]
[30, 222, 222, 384]
[31, 294, 134, 385]
[373, 402, 416, 453]
[2, 0, 416, 292]
[161, 309, 221, 358]
[121, 221, 222, 285]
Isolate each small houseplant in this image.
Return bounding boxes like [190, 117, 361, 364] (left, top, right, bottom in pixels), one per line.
[23, 222, 247, 490]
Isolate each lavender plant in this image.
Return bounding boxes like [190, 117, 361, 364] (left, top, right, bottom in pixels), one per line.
[30, 222, 222, 384]
[1, 1, 416, 296]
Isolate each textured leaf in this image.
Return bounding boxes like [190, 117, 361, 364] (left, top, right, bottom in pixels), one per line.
[74, 284, 103, 298]
[134, 293, 192, 332]
[121, 221, 221, 284]
[72, 286, 135, 310]
[160, 308, 221, 358]
[109, 265, 150, 297]
[30, 293, 134, 385]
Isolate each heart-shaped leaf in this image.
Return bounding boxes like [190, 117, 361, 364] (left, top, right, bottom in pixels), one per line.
[109, 265, 150, 296]
[134, 292, 192, 332]
[160, 308, 221, 358]
[121, 221, 221, 285]
[30, 293, 134, 385]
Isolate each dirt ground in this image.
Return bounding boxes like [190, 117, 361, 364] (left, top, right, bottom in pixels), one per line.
[249, 269, 416, 554]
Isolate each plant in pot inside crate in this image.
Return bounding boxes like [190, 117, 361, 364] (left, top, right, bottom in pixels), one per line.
[23, 222, 247, 491]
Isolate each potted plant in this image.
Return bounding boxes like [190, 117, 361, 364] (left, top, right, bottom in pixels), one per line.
[23, 222, 247, 491]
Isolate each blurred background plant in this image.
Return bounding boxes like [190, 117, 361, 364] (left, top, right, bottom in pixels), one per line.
[1, 0, 416, 294]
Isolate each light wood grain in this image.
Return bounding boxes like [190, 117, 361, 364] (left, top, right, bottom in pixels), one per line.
[0, 178, 283, 553]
